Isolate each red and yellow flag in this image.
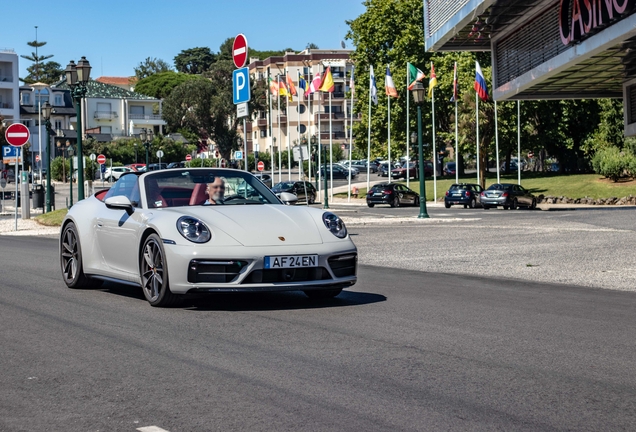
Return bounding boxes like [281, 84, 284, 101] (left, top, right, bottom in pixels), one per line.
[319, 66, 335, 92]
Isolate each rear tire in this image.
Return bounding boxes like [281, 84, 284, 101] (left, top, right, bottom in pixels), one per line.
[367, 203, 374, 208]
[503, 205, 509, 210]
[414, 197, 420, 207]
[511, 199, 518, 210]
[445, 202, 451, 209]
[391, 196, 400, 208]
[60, 222, 91, 289]
[483, 205, 491, 210]
[463, 204, 468, 209]
[304, 288, 342, 300]
[469, 198, 476, 209]
[530, 198, 537, 210]
[308, 193, 315, 204]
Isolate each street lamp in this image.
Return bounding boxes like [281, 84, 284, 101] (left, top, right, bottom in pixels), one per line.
[310, 134, 318, 189]
[65, 56, 91, 201]
[67, 141, 75, 207]
[411, 81, 430, 219]
[41, 102, 53, 212]
[139, 128, 154, 167]
[134, 142, 138, 164]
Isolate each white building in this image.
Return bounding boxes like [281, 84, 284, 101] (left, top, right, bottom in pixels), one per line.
[0, 49, 20, 123]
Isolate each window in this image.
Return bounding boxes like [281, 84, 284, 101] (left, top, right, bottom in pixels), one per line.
[54, 95, 63, 106]
[101, 126, 112, 133]
[260, 130, 267, 138]
[54, 120, 63, 130]
[97, 102, 111, 112]
[22, 92, 30, 105]
[130, 105, 144, 116]
[298, 124, 306, 134]
[297, 105, 306, 114]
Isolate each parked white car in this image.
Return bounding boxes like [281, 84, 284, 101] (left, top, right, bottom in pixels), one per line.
[104, 166, 134, 182]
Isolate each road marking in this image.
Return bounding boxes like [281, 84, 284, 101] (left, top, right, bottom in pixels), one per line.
[137, 427, 171, 432]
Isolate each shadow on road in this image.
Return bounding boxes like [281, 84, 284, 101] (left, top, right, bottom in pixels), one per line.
[98, 282, 386, 311]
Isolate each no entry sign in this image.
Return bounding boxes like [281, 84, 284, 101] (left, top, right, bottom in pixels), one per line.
[5, 123, 30, 147]
[257, 161, 265, 171]
[232, 34, 248, 68]
[97, 154, 106, 164]
[185, 154, 192, 161]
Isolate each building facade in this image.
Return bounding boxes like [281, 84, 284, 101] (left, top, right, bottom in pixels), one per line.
[247, 49, 359, 157]
[424, 0, 636, 135]
[0, 49, 20, 123]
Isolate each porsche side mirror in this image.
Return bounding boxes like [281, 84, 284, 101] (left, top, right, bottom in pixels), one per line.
[105, 195, 134, 214]
[278, 192, 298, 206]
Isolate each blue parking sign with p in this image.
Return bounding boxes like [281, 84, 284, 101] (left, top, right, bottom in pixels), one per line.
[233, 67, 250, 105]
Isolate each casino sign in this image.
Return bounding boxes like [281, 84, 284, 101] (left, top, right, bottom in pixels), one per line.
[559, 0, 636, 45]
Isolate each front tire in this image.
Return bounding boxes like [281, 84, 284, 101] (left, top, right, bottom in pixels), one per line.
[511, 199, 518, 210]
[391, 196, 400, 208]
[304, 288, 342, 300]
[60, 222, 91, 288]
[414, 196, 420, 207]
[530, 198, 537, 210]
[140, 233, 178, 307]
[308, 193, 315, 204]
[367, 203, 375, 208]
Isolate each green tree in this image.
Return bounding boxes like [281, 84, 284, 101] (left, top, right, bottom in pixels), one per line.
[20, 36, 61, 84]
[134, 71, 196, 99]
[174, 47, 216, 74]
[134, 57, 173, 80]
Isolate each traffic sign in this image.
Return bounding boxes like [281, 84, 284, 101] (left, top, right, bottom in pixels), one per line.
[185, 154, 192, 161]
[234, 151, 243, 160]
[232, 34, 248, 68]
[5, 123, 30, 147]
[221, 159, 226, 168]
[100, 164, 106, 173]
[257, 161, 264, 172]
[2, 146, 22, 164]
[89, 153, 96, 161]
[97, 154, 106, 164]
[156, 150, 164, 158]
[35, 154, 40, 163]
[233, 67, 251, 105]
[237, 102, 248, 118]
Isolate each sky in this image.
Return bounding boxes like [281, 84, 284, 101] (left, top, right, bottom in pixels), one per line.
[1, 0, 366, 81]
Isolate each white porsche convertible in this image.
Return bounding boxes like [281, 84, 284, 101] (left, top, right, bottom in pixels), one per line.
[60, 168, 357, 307]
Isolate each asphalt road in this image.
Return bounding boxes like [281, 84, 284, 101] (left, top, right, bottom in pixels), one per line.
[2, 236, 636, 431]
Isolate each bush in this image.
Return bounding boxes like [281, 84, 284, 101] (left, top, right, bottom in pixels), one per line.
[593, 147, 628, 182]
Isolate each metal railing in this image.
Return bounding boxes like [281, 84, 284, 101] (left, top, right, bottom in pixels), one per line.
[0, 75, 14, 82]
[94, 111, 118, 119]
[128, 113, 163, 120]
[0, 103, 14, 109]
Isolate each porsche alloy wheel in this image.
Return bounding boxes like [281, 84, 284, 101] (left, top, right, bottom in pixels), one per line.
[140, 233, 178, 307]
[391, 196, 400, 208]
[60, 222, 90, 288]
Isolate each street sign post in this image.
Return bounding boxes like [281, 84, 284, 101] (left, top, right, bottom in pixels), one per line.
[233, 68, 251, 105]
[5, 123, 30, 147]
[257, 161, 265, 171]
[234, 151, 243, 160]
[232, 34, 248, 68]
[156, 150, 164, 167]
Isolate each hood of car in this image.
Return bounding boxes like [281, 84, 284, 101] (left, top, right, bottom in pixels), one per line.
[164, 205, 324, 247]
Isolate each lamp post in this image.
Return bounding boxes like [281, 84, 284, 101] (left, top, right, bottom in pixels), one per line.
[310, 134, 317, 187]
[67, 142, 74, 207]
[411, 82, 430, 219]
[65, 56, 91, 201]
[322, 144, 329, 209]
[41, 102, 53, 212]
[134, 142, 138, 164]
[140, 128, 154, 167]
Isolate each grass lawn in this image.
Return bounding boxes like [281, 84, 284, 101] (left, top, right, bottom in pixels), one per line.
[34, 208, 68, 226]
[337, 173, 636, 201]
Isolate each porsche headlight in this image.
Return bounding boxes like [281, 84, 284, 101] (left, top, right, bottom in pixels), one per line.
[322, 212, 347, 239]
[177, 216, 211, 243]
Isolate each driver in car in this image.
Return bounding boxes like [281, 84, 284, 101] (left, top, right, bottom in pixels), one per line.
[204, 177, 226, 205]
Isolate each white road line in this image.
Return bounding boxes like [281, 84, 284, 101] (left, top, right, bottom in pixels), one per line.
[137, 426, 171, 432]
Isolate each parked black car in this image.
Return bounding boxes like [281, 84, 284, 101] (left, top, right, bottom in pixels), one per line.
[366, 182, 420, 208]
[319, 164, 357, 180]
[146, 163, 168, 171]
[271, 181, 317, 203]
[167, 161, 186, 169]
[480, 183, 537, 210]
[351, 159, 378, 173]
[444, 183, 484, 208]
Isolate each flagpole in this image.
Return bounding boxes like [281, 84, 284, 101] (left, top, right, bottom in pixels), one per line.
[297, 72, 302, 181]
[432, 87, 437, 204]
[517, 100, 521, 185]
[277, 74, 282, 183]
[329, 91, 333, 201]
[347, 65, 354, 202]
[406, 63, 410, 188]
[476, 92, 480, 186]
[367, 67, 372, 192]
[454, 62, 459, 185]
[388, 93, 391, 185]
[287, 72, 292, 182]
[495, 100, 500, 184]
[318, 83, 322, 199]
[307, 72, 312, 184]
[269, 69, 274, 184]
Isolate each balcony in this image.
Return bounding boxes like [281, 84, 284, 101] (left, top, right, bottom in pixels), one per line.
[129, 113, 163, 120]
[275, 115, 287, 125]
[0, 75, 13, 83]
[94, 111, 118, 120]
[332, 92, 345, 99]
[0, 103, 14, 109]
[257, 118, 268, 127]
[319, 131, 347, 140]
[315, 113, 332, 121]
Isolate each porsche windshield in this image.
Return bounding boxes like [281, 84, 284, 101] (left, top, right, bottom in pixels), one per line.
[143, 169, 280, 208]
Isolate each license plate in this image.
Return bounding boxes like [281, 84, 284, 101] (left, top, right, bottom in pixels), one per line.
[264, 255, 318, 269]
[374, 192, 382, 196]
[453, 193, 462, 196]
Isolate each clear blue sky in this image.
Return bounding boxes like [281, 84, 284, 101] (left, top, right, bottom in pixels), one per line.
[1, 0, 366, 81]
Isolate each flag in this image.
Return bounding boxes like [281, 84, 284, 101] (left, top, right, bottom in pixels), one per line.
[298, 72, 307, 95]
[385, 66, 398, 98]
[269, 77, 278, 96]
[370, 65, 378, 105]
[450, 61, 459, 102]
[286, 74, 297, 101]
[474, 61, 489, 101]
[407, 62, 425, 90]
[319, 66, 334, 92]
[349, 66, 355, 96]
[428, 62, 438, 98]
[278, 77, 289, 99]
[308, 72, 322, 96]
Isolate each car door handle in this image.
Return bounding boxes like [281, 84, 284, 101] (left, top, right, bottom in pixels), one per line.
[96, 220, 103, 228]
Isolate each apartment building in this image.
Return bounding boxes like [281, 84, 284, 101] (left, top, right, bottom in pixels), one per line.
[247, 49, 359, 156]
[0, 49, 20, 123]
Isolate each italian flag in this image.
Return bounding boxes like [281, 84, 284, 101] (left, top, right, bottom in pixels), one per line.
[407, 63, 426, 90]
